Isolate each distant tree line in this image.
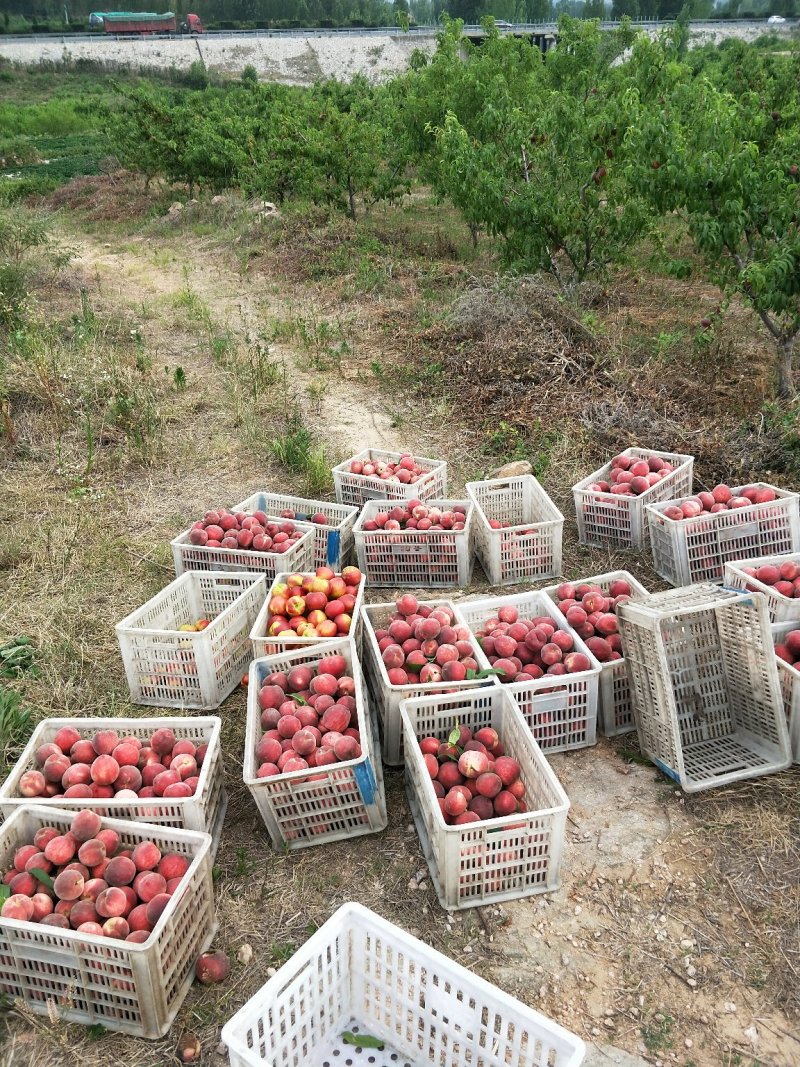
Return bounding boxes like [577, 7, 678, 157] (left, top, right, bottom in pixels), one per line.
[2, 0, 796, 32]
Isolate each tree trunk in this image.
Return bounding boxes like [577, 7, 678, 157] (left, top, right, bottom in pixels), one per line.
[347, 176, 357, 221]
[778, 335, 795, 398]
[468, 222, 479, 249]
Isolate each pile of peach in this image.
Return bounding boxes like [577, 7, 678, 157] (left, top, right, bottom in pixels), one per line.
[418, 723, 526, 825]
[17, 726, 206, 802]
[374, 595, 480, 686]
[474, 604, 593, 683]
[255, 653, 362, 778]
[1, 809, 190, 942]
[585, 454, 676, 497]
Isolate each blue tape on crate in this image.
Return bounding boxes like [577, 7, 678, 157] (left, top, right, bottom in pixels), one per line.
[355, 758, 377, 805]
[327, 530, 341, 565]
[653, 758, 681, 785]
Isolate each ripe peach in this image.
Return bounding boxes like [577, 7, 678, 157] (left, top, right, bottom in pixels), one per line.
[91, 754, 120, 786]
[44, 835, 76, 865]
[18, 771, 46, 798]
[127, 903, 153, 932]
[33, 827, 60, 851]
[24, 851, 52, 876]
[77, 840, 106, 867]
[492, 756, 521, 787]
[43, 753, 71, 783]
[95, 886, 129, 918]
[195, 950, 231, 985]
[320, 705, 350, 733]
[443, 789, 468, 817]
[564, 652, 592, 673]
[150, 728, 177, 756]
[153, 770, 181, 796]
[93, 730, 119, 756]
[442, 661, 468, 682]
[9, 871, 37, 896]
[277, 715, 302, 739]
[454, 811, 481, 825]
[468, 795, 495, 821]
[493, 791, 518, 817]
[145, 893, 172, 926]
[53, 870, 84, 901]
[96, 829, 120, 856]
[457, 750, 489, 779]
[70, 900, 99, 928]
[163, 782, 193, 798]
[105, 857, 136, 887]
[76, 921, 105, 936]
[126, 929, 151, 943]
[31, 893, 54, 921]
[63, 861, 90, 880]
[103, 916, 130, 940]
[40, 913, 70, 929]
[133, 871, 167, 903]
[171, 754, 197, 780]
[82, 878, 108, 902]
[2, 894, 35, 921]
[333, 736, 360, 761]
[61, 764, 91, 789]
[115, 765, 143, 792]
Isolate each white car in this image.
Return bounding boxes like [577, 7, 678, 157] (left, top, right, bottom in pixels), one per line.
[767, 14, 786, 22]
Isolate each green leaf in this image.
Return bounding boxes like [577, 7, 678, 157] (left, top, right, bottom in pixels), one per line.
[0, 885, 9, 903]
[293, 694, 308, 706]
[342, 1032, 385, 1050]
[29, 868, 54, 890]
[448, 723, 461, 746]
[475, 668, 504, 679]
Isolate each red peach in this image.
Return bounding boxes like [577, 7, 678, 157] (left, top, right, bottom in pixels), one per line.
[91, 754, 120, 786]
[70, 900, 100, 928]
[493, 756, 521, 787]
[43, 753, 71, 783]
[77, 840, 106, 867]
[95, 886, 129, 918]
[92, 730, 119, 756]
[2, 894, 35, 921]
[133, 871, 167, 902]
[18, 771, 46, 798]
[475, 772, 503, 798]
[150, 728, 177, 756]
[105, 857, 136, 887]
[53, 870, 84, 901]
[44, 835, 76, 865]
[145, 893, 172, 926]
[103, 916, 130, 939]
[53, 726, 82, 754]
[493, 791, 518, 817]
[31, 893, 54, 921]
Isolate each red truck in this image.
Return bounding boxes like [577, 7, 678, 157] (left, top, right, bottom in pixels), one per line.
[99, 11, 204, 34]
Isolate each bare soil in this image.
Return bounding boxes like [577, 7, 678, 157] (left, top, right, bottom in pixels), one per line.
[1, 187, 798, 1067]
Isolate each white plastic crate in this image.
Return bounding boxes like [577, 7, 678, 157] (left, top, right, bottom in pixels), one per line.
[250, 571, 366, 658]
[233, 492, 359, 570]
[617, 585, 791, 792]
[573, 447, 694, 550]
[458, 592, 601, 753]
[465, 475, 564, 585]
[401, 687, 569, 911]
[772, 621, 800, 764]
[362, 601, 494, 766]
[171, 514, 315, 578]
[333, 449, 447, 508]
[353, 499, 474, 588]
[115, 571, 266, 710]
[647, 484, 800, 587]
[221, 901, 585, 1067]
[724, 551, 800, 623]
[541, 571, 650, 737]
[243, 638, 387, 849]
[0, 804, 214, 1039]
[0, 718, 227, 849]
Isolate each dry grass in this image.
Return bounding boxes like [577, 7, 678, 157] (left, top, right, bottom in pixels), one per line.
[1, 183, 800, 1067]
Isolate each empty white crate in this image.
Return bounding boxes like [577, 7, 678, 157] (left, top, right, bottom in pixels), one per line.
[466, 475, 563, 585]
[171, 515, 315, 578]
[573, 447, 694, 549]
[542, 571, 649, 737]
[243, 638, 387, 849]
[724, 551, 800, 623]
[353, 499, 474, 588]
[617, 585, 791, 792]
[458, 592, 601, 753]
[333, 449, 447, 507]
[772, 621, 800, 763]
[0, 717, 227, 849]
[233, 491, 359, 570]
[647, 484, 800, 587]
[250, 570, 366, 658]
[401, 687, 569, 910]
[221, 901, 585, 1067]
[115, 571, 266, 710]
[0, 805, 214, 1039]
[362, 601, 493, 766]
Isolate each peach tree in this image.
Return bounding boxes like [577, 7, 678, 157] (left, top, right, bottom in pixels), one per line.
[627, 50, 800, 396]
[425, 18, 656, 289]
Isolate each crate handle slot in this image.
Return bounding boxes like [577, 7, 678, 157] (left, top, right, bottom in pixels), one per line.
[391, 544, 430, 558]
[354, 758, 377, 804]
[717, 522, 761, 544]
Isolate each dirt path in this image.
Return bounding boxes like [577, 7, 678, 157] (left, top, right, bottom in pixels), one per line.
[30, 226, 797, 1067]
